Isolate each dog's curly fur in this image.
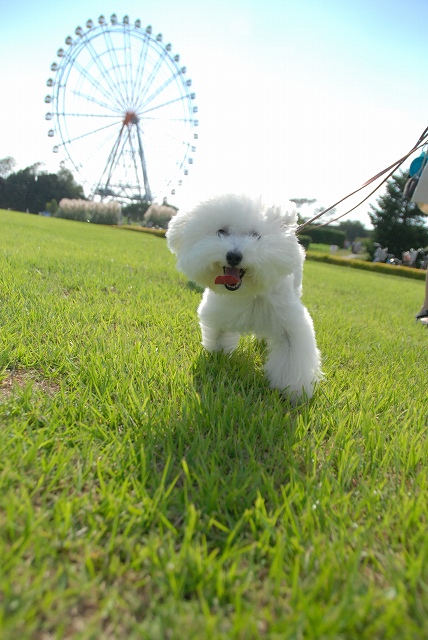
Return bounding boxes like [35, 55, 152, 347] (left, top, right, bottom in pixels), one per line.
[166, 194, 322, 402]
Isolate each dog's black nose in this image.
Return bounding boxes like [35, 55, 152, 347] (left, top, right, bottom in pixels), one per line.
[226, 250, 243, 267]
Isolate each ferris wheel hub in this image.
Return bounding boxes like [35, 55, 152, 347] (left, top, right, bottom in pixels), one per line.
[123, 111, 139, 126]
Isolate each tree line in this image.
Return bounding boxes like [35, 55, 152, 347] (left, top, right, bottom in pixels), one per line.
[1, 157, 427, 258]
[0, 157, 84, 214]
[369, 170, 428, 257]
[294, 171, 428, 258]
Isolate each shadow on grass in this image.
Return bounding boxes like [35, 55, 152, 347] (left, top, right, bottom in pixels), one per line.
[184, 280, 204, 294]
[137, 341, 319, 525]
[190, 340, 316, 416]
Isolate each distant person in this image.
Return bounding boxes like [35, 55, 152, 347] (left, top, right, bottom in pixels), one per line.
[416, 270, 428, 322]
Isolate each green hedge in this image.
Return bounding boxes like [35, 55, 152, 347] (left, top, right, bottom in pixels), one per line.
[306, 251, 426, 280]
[298, 234, 312, 249]
[119, 225, 167, 238]
[304, 225, 346, 248]
[116, 226, 425, 281]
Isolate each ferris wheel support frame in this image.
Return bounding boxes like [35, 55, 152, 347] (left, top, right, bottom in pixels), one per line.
[135, 119, 152, 202]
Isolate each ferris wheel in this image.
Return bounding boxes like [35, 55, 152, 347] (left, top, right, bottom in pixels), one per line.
[45, 14, 199, 203]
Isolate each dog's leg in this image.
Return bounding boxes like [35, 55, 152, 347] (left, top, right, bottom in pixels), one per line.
[198, 289, 240, 353]
[264, 310, 321, 402]
[200, 323, 240, 353]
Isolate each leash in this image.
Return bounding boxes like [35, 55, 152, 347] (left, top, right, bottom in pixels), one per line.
[296, 126, 428, 233]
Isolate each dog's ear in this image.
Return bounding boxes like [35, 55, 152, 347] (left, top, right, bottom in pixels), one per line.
[166, 211, 188, 254]
[281, 210, 298, 228]
[265, 206, 298, 230]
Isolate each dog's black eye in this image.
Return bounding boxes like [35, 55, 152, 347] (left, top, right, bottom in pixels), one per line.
[250, 231, 261, 240]
[217, 229, 228, 237]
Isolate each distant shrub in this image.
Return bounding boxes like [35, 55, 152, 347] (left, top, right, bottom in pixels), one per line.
[57, 200, 88, 222]
[45, 199, 59, 216]
[298, 234, 312, 249]
[58, 199, 120, 224]
[363, 236, 376, 260]
[144, 203, 177, 229]
[90, 202, 121, 225]
[305, 225, 346, 248]
[306, 251, 426, 280]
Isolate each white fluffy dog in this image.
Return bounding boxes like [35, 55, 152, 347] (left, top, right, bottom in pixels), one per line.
[166, 194, 322, 402]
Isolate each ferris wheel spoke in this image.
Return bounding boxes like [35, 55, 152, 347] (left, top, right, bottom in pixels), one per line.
[89, 127, 126, 169]
[136, 71, 182, 113]
[83, 31, 129, 109]
[141, 94, 190, 116]
[100, 25, 131, 105]
[142, 116, 194, 123]
[131, 33, 150, 105]
[155, 129, 192, 146]
[57, 113, 120, 118]
[71, 58, 126, 112]
[54, 119, 122, 148]
[70, 89, 123, 115]
[123, 26, 134, 105]
[144, 132, 192, 164]
[137, 50, 168, 105]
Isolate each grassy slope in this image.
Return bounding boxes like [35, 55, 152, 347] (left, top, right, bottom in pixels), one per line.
[1, 210, 428, 639]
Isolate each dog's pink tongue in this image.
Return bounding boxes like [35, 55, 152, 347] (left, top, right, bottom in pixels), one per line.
[215, 267, 241, 285]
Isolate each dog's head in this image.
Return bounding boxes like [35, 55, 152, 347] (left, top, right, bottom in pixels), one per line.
[166, 194, 304, 293]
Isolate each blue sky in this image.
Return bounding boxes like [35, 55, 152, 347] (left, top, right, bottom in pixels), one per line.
[2, 0, 428, 225]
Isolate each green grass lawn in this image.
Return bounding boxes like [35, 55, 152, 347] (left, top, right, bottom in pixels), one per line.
[308, 242, 350, 254]
[308, 243, 368, 259]
[1, 209, 427, 639]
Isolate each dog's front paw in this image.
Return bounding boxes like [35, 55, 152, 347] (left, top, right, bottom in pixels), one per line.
[265, 367, 316, 403]
[264, 345, 321, 403]
[201, 325, 240, 353]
